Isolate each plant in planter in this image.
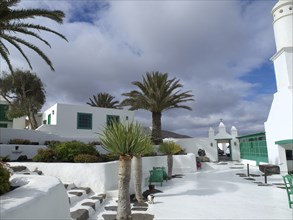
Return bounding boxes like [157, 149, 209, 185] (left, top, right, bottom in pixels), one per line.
[0, 160, 11, 195]
[73, 154, 99, 163]
[158, 141, 182, 179]
[33, 148, 57, 162]
[55, 141, 99, 162]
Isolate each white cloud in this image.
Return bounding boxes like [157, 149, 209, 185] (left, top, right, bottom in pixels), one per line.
[3, 0, 278, 137]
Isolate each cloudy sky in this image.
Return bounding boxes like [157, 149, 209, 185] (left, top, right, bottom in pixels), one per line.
[2, 0, 278, 137]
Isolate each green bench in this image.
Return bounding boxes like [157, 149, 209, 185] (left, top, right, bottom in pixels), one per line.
[153, 167, 168, 181]
[149, 167, 168, 186]
[283, 174, 293, 208]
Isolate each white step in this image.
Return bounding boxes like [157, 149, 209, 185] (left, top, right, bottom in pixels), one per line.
[70, 194, 106, 220]
[106, 190, 118, 198]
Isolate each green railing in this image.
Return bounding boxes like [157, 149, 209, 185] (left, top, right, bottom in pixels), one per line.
[240, 140, 268, 165]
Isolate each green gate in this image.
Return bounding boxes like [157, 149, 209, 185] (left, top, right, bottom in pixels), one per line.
[238, 132, 268, 165]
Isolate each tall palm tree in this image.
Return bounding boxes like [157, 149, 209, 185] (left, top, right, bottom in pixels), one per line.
[100, 121, 152, 220]
[121, 71, 194, 144]
[87, 92, 120, 109]
[0, 0, 68, 73]
[158, 141, 182, 179]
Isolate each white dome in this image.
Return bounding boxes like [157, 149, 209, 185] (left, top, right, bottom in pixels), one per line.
[231, 126, 237, 131]
[219, 122, 225, 127]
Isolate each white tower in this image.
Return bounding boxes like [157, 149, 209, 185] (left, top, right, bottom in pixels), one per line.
[265, 0, 293, 172]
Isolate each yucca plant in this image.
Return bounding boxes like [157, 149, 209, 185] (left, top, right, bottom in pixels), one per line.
[158, 141, 182, 179]
[100, 121, 152, 220]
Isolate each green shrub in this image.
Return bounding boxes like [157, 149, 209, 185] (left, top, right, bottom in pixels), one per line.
[44, 140, 61, 149]
[0, 161, 11, 195]
[33, 148, 56, 162]
[9, 139, 31, 145]
[0, 156, 10, 162]
[55, 141, 99, 162]
[73, 154, 99, 163]
[99, 153, 119, 162]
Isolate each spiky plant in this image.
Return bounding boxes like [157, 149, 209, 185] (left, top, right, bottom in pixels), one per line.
[158, 141, 182, 179]
[100, 121, 152, 220]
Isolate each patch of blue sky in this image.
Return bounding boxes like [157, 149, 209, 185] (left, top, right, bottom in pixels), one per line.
[68, 0, 110, 24]
[240, 62, 276, 100]
[238, 0, 275, 17]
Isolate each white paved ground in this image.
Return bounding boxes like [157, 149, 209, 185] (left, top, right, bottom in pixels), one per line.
[96, 162, 293, 220]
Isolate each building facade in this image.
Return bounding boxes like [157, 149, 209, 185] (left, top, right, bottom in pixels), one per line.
[36, 103, 134, 141]
[264, 0, 293, 173]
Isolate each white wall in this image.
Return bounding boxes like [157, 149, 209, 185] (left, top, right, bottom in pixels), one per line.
[1, 175, 71, 220]
[265, 89, 293, 173]
[10, 153, 196, 194]
[39, 103, 134, 140]
[231, 138, 240, 161]
[169, 138, 218, 161]
[0, 128, 63, 144]
[0, 144, 47, 160]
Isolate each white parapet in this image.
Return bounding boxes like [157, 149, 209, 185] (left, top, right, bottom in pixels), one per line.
[0, 175, 71, 220]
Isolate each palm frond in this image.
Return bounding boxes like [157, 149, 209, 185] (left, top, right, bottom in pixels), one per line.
[0, 0, 67, 71]
[8, 35, 54, 71]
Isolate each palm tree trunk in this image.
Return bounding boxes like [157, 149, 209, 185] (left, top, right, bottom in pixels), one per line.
[133, 155, 144, 202]
[117, 155, 132, 220]
[152, 111, 162, 145]
[167, 154, 173, 179]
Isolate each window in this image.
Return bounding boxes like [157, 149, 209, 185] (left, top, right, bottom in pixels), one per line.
[0, 104, 12, 122]
[77, 113, 92, 129]
[107, 115, 120, 126]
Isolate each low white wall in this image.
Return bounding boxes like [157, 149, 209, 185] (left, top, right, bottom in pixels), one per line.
[10, 153, 196, 194]
[0, 128, 63, 144]
[0, 175, 71, 220]
[0, 144, 47, 160]
[169, 138, 218, 161]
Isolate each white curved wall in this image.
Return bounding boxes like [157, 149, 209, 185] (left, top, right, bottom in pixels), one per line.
[0, 175, 71, 220]
[10, 154, 196, 194]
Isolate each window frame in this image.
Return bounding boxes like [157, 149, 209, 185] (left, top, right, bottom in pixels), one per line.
[77, 112, 93, 130]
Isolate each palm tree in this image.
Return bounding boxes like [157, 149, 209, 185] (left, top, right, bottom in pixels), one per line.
[121, 71, 194, 144]
[100, 121, 152, 220]
[158, 141, 182, 179]
[0, 0, 68, 73]
[87, 92, 120, 109]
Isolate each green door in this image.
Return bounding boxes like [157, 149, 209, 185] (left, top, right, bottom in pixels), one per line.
[48, 114, 51, 125]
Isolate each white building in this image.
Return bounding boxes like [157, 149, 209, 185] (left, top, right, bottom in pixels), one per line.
[167, 121, 240, 162]
[0, 102, 134, 144]
[264, 0, 293, 173]
[36, 103, 134, 141]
